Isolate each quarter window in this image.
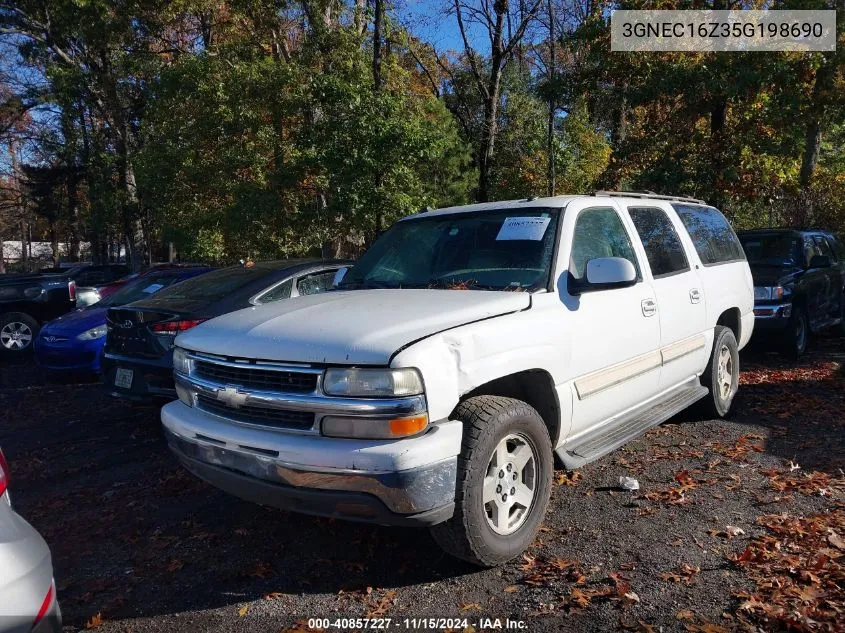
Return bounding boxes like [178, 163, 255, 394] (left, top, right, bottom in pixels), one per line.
[569, 207, 640, 282]
[629, 207, 690, 278]
[255, 279, 292, 304]
[672, 204, 745, 265]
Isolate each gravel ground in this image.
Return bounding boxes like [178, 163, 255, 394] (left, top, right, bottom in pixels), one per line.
[1, 339, 843, 633]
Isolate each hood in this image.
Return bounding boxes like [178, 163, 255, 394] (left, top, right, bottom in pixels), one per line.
[42, 306, 108, 334]
[748, 264, 802, 288]
[176, 289, 531, 365]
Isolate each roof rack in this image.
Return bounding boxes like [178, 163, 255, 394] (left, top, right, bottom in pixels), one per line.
[591, 190, 706, 205]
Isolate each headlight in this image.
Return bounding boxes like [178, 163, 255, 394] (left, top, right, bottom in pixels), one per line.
[77, 324, 108, 341]
[754, 286, 786, 301]
[173, 347, 193, 375]
[322, 368, 424, 397]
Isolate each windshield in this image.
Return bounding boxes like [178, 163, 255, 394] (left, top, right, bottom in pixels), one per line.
[98, 273, 201, 307]
[740, 234, 801, 266]
[339, 209, 560, 291]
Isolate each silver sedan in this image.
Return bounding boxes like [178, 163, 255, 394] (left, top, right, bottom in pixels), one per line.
[0, 448, 61, 633]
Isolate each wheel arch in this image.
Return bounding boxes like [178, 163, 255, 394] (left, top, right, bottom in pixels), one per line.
[716, 307, 741, 342]
[455, 369, 562, 446]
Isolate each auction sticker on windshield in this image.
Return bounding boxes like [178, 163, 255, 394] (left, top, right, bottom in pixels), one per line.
[496, 216, 550, 241]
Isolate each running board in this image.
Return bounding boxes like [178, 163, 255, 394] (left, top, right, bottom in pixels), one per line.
[556, 382, 709, 470]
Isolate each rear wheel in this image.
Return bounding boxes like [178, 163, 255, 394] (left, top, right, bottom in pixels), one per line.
[699, 325, 739, 419]
[430, 396, 553, 567]
[783, 307, 809, 360]
[0, 313, 39, 354]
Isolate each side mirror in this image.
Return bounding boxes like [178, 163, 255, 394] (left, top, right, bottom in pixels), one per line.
[808, 255, 831, 269]
[332, 267, 349, 287]
[570, 257, 637, 295]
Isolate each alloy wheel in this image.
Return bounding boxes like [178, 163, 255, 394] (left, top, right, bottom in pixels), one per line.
[716, 344, 735, 401]
[483, 433, 537, 535]
[0, 321, 33, 351]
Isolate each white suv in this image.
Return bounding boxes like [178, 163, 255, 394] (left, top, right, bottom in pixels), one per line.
[161, 192, 754, 566]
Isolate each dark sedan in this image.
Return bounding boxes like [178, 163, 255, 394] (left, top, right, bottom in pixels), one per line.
[102, 259, 349, 402]
[738, 229, 845, 358]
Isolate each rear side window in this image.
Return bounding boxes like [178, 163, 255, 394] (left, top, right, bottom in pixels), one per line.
[628, 207, 690, 278]
[297, 270, 336, 296]
[672, 204, 745, 265]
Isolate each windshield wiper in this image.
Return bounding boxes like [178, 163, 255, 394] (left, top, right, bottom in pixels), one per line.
[426, 278, 508, 291]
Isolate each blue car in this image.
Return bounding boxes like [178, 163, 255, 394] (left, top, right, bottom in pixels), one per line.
[34, 266, 213, 374]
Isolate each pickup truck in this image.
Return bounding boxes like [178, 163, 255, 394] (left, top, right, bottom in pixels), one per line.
[737, 228, 845, 358]
[0, 273, 77, 354]
[161, 192, 754, 566]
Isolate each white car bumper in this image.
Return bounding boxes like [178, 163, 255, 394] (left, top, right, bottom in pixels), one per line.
[161, 401, 462, 526]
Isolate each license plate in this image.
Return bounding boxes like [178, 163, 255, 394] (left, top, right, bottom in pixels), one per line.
[114, 368, 134, 389]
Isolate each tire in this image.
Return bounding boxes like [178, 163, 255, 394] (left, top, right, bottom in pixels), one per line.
[782, 307, 809, 360]
[430, 395, 553, 567]
[699, 325, 739, 419]
[0, 312, 39, 355]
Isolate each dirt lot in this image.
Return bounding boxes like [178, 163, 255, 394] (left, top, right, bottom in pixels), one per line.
[1, 340, 843, 633]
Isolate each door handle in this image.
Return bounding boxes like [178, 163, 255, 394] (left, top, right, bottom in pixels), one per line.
[641, 298, 657, 317]
[690, 288, 701, 304]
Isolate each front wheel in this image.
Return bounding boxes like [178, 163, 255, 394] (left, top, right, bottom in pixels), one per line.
[430, 396, 553, 567]
[699, 325, 739, 419]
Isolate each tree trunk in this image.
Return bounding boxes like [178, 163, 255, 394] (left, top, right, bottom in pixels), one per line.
[794, 58, 836, 226]
[0, 239, 5, 274]
[50, 223, 59, 267]
[115, 127, 145, 271]
[546, 0, 556, 197]
[354, 0, 368, 36]
[372, 0, 384, 90]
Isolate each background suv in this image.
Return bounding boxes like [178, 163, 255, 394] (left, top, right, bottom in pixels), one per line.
[738, 229, 845, 358]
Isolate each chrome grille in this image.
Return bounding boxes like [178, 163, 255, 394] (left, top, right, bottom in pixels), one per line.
[197, 394, 316, 430]
[194, 359, 318, 393]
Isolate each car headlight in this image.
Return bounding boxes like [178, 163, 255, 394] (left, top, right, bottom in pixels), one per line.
[77, 324, 108, 341]
[754, 286, 786, 301]
[322, 368, 424, 397]
[173, 347, 193, 376]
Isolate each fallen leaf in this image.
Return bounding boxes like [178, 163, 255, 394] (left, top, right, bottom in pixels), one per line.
[238, 605, 248, 617]
[85, 613, 104, 629]
[264, 592, 284, 600]
[459, 602, 481, 612]
[504, 585, 519, 593]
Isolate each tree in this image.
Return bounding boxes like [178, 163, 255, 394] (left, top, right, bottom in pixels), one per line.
[450, 0, 542, 202]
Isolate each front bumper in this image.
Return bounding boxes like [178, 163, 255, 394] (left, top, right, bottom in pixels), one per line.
[162, 401, 461, 526]
[752, 302, 792, 331]
[34, 335, 104, 373]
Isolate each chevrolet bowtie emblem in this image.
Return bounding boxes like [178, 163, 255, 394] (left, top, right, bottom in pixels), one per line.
[217, 386, 249, 409]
